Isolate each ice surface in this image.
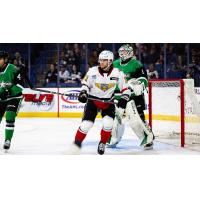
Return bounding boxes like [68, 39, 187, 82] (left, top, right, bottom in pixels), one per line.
[0, 118, 199, 155]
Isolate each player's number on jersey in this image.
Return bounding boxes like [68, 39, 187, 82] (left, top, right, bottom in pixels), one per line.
[17, 74, 21, 80]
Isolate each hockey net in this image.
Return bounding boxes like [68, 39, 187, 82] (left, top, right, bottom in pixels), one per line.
[148, 79, 200, 148]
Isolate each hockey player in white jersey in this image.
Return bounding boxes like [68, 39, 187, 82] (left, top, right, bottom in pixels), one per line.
[71, 50, 131, 155]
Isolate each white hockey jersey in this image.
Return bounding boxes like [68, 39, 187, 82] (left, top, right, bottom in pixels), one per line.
[81, 66, 130, 101]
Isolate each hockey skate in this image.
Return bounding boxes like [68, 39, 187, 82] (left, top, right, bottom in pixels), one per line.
[3, 140, 11, 152]
[106, 137, 119, 148]
[143, 141, 154, 150]
[140, 133, 154, 150]
[97, 142, 106, 155]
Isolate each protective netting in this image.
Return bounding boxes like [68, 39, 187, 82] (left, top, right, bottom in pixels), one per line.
[149, 79, 200, 147]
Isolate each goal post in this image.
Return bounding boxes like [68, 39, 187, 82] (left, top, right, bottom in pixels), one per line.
[148, 79, 200, 148]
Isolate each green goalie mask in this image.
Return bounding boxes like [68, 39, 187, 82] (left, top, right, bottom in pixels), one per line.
[118, 44, 134, 62]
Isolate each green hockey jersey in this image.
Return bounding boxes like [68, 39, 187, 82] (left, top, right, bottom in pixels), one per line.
[0, 63, 23, 101]
[113, 58, 148, 99]
[113, 58, 148, 87]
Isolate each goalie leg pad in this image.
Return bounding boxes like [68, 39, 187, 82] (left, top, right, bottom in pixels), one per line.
[126, 100, 154, 146]
[126, 102, 145, 141]
[107, 117, 125, 147]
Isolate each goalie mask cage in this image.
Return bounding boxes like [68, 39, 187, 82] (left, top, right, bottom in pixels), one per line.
[148, 79, 200, 148]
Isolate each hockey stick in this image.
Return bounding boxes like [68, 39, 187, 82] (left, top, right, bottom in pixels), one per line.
[31, 88, 75, 97]
[19, 69, 72, 97]
[32, 88, 116, 104]
[23, 76, 75, 97]
[22, 70, 117, 103]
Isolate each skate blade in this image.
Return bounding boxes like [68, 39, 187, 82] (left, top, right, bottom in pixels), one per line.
[106, 140, 119, 148]
[106, 144, 117, 148]
[143, 146, 153, 150]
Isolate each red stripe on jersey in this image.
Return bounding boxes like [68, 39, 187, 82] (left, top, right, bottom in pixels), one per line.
[121, 87, 128, 93]
[93, 100, 110, 109]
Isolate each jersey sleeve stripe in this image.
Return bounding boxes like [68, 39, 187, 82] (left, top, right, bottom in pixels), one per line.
[121, 87, 128, 93]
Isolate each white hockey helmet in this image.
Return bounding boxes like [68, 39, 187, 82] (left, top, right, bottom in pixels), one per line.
[98, 50, 114, 62]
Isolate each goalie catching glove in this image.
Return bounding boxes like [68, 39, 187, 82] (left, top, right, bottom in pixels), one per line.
[128, 79, 145, 96]
[115, 94, 129, 124]
[78, 90, 88, 103]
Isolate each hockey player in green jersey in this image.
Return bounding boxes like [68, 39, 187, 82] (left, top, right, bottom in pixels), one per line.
[108, 44, 154, 150]
[0, 51, 28, 151]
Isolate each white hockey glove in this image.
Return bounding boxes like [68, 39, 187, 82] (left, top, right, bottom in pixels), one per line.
[128, 79, 145, 96]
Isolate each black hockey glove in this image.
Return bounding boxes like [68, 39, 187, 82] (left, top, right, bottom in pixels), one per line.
[117, 94, 129, 109]
[0, 89, 11, 101]
[78, 90, 88, 103]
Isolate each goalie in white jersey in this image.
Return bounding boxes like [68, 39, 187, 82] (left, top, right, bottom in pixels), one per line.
[71, 50, 131, 155]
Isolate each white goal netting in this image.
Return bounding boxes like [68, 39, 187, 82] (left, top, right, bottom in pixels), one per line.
[148, 79, 200, 147]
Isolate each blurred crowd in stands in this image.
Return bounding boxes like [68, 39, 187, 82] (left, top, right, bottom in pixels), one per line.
[45, 44, 83, 87]
[7, 51, 27, 71]
[2, 43, 200, 87]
